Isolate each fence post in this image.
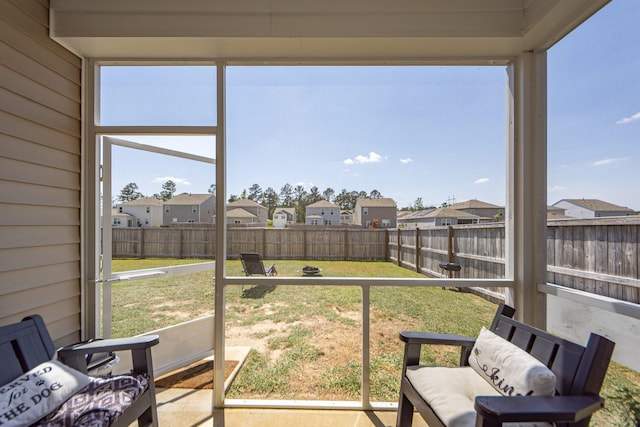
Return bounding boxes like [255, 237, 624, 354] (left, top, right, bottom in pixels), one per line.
[385, 229, 389, 261]
[344, 229, 349, 261]
[304, 228, 308, 259]
[397, 229, 402, 266]
[139, 228, 145, 259]
[447, 226, 454, 278]
[415, 228, 421, 273]
[263, 228, 267, 258]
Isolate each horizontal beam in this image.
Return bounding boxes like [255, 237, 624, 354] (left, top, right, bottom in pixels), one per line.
[225, 276, 515, 289]
[539, 283, 640, 320]
[547, 265, 640, 289]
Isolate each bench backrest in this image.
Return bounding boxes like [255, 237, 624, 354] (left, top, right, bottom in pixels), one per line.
[490, 305, 614, 397]
[0, 315, 56, 385]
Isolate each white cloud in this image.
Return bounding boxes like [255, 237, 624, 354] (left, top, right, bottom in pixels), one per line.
[593, 157, 629, 166]
[474, 178, 490, 184]
[152, 176, 191, 186]
[344, 151, 383, 165]
[616, 112, 640, 124]
[548, 185, 567, 192]
[400, 158, 413, 164]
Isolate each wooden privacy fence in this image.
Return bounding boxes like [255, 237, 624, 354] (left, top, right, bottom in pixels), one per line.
[388, 224, 507, 280]
[387, 218, 639, 304]
[112, 217, 639, 303]
[112, 227, 388, 261]
[546, 218, 639, 303]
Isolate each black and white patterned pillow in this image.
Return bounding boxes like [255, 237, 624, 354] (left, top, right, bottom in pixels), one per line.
[33, 373, 148, 427]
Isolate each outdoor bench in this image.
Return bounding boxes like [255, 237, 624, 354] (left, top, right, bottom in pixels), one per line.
[0, 315, 159, 426]
[396, 303, 615, 427]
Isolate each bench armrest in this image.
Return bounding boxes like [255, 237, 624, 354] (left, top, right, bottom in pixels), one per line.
[400, 331, 476, 347]
[58, 335, 159, 374]
[400, 331, 476, 368]
[475, 395, 604, 424]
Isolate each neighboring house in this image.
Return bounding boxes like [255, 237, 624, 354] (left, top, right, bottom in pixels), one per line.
[226, 199, 268, 225]
[547, 205, 572, 220]
[449, 199, 504, 221]
[162, 193, 216, 226]
[340, 210, 354, 225]
[397, 208, 436, 229]
[111, 208, 135, 228]
[552, 199, 636, 219]
[227, 208, 258, 225]
[272, 207, 296, 228]
[417, 207, 481, 227]
[353, 198, 397, 228]
[396, 210, 413, 221]
[117, 197, 164, 227]
[305, 200, 341, 226]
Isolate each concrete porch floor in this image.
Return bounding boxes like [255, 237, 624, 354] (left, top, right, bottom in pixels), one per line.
[152, 348, 428, 427]
[155, 388, 429, 427]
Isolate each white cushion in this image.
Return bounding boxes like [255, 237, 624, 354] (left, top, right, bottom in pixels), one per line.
[0, 360, 91, 427]
[406, 366, 552, 427]
[469, 327, 557, 397]
[407, 366, 498, 427]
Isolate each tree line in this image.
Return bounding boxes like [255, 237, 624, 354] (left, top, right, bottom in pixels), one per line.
[229, 184, 384, 223]
[116, 180, 216, 205]
[117, 180, 437, 222]
[117, 181, 385, 223]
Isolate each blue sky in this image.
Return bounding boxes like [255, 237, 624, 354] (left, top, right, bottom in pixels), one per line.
[104, 0, 639, 211]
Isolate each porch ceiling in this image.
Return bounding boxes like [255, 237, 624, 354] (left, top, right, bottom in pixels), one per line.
[50, 0, 610, 63]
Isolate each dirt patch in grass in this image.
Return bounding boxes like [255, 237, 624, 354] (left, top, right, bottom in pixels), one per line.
[226, 319, 299, 358]
[224, 300, 456, 400]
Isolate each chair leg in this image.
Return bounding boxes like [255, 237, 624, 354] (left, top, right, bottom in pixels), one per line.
[475, 415, 501, 427]
[138, 405, 158, 427]
[396, 390, 414, 427]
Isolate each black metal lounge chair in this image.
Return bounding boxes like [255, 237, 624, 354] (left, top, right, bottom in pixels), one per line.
[239, 252, 277, 296]
[240, 252, 277, 277]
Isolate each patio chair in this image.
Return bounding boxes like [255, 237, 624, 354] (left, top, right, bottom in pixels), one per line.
[0, 315, 159, 427]
[239, 252, 277, 295]
[396, 303, 615, 427]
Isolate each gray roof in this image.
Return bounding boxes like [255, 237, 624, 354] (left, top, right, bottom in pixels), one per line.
[548, 211, 573, 220]
[164, 193, 214, 205]
[111, 208, 134, 218]
[227, 208, 256, 218]
[402, 209, 436, 220]
[307, 200, 340, 208]
[554, 199, 634, 212]
[227, 198, 264, 208]
[274, 207, 295, 215]
[357, 197, 397, 208]
[449, 199, 501, 210]
[424, 207, 481, 219]
[120, 196, 162, 206]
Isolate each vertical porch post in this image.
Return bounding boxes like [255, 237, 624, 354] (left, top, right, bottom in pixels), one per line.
[506, 51, 548, 328]
[213, 63, 227, 408]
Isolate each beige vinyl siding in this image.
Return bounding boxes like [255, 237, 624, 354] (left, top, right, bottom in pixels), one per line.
[0, 0, 82, 345]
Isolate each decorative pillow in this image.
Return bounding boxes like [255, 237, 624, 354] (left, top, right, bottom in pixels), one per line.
[0, 360, 91, 427]
[469, 327, 557, 396]
[33, 373, 148, 427]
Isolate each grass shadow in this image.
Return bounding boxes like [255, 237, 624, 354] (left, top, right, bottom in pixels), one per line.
[241, 284, 277, 299]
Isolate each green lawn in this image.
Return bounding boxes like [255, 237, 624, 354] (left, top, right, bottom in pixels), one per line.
[111, 258, 639, 426]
